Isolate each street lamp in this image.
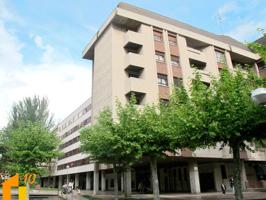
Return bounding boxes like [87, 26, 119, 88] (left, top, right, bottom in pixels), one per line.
[66, 165, 70, 186]
[251, 88, 266, 105]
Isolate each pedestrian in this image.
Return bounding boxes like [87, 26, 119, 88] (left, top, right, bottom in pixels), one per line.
[221, 182, 226, 194]
[138, 182, 144, 194]
[229, 176, 234, 193]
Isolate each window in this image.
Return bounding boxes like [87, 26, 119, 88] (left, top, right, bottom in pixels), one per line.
[157, 74, 168, 86]
[155, 51, 165, 63]
[168, 34, 177, 46]
[173, 77, 182, 88]
[153, 30, 163, 42]
[215, 50, 226, 64]
[171, 55, 180, 66]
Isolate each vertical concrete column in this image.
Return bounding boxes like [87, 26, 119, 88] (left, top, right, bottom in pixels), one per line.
[52, 176, 56, 188]
[176, 35, 192, 91]
[203, 45, 219, 78]
[213, 164, 222, 192]
[163, 30, 174, 88]
[121, 173, 124, 192]
[224, 50, 234, 70]
[58, 176, 62, 189]
[188, 161, 201, 194]
[254, 63, 260, 76]
[75, 174, 79, 189]
[241, 161, 247, 191]
[101, 171, 106, 191]
[124, 168, 132, 195]
[93, 163, 99, 195]
[86, 172, 91, 190]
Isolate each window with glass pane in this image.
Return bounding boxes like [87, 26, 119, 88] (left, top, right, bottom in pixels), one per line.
[171, 55, 180, 66]
[173, 77, 182, 87]
[153, 30, 163, 42]
[215, 51, 226, 64]
[157, 74, 168, 86]
[168, 35, 177, 45]
[155, 51, 165, 62]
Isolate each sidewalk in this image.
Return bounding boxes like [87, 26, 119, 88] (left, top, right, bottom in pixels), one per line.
[80, 191, 266, 200]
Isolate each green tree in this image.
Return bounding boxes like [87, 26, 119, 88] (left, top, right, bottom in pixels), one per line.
[2, 95, 59, 192]
[169, 70, 266, 200]
[137, 104, 177, 200]
[8, 95, 54, 129]
[248, 29, 266, 61]
[5, 121, 60, 177]
[80, 106, 142, 200]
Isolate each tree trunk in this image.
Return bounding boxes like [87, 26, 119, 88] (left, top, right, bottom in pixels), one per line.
[150, 156, 160, 200]
[232, 143, 243, 200]
[113, 165, 119, 200]
[123, 170, 128, 198]
[124, 166, 131, 198]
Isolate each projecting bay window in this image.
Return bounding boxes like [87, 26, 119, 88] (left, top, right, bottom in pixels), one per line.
[171, 55, 180, 66]
[155, 51, 165, 63]
[157, 74, 168, 86]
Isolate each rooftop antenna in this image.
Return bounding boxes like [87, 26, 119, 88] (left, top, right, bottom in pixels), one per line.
[217, 14, 225, 35]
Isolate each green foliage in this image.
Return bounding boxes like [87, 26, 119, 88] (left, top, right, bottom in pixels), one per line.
[168, 69, 266, 200]
[137, 104, 176, 157]
[168, 69, 266, 149]
[80, 103, 142, 169]
[208, 69, 266, 146]
[248, 29, 266, 62]
[8, 95, 54, 129]
[167, 77, 217, 150]
[5, 121, 60, 176]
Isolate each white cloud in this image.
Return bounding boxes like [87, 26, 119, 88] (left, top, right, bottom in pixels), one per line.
[32, 35, 55, 63]
[217, 1, 238, 17]
[0, 0, 13, 21]
[0, 2, 92, 129]
[0, 21, 23, 69]
[226, 21, 266, 42]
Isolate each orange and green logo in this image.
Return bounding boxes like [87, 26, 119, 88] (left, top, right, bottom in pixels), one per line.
[2, 173, 36, 200]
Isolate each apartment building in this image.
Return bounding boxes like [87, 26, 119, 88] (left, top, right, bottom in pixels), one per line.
[82, 3, 266, 194]
[44, 3, 266, 194]
[42, 98, 93, 190]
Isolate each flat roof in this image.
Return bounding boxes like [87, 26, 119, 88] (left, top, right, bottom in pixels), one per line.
[83, 2, 257, 59]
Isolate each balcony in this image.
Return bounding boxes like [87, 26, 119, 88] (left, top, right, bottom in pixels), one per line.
[125, 77, 147, 95]
[125, 52, 144, 70]
[124, 30, 144, 51]
[187, 47, 207, 63]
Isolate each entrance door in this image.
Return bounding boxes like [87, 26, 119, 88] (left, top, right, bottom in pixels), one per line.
[199, 173, 215, 192]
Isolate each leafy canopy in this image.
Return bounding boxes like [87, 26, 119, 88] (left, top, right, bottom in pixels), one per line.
[5, 121, 60, 176]
[8, 95, 54, 129]
[80, 103, 142, 168]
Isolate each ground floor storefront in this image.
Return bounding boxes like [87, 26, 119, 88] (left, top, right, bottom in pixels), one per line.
[42, 158, 266, 194]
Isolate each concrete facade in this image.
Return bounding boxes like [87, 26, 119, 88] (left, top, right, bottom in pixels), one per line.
[43, 2, 266, 195]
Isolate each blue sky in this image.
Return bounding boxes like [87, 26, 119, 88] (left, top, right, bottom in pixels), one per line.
[0, 0, 266, 128]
